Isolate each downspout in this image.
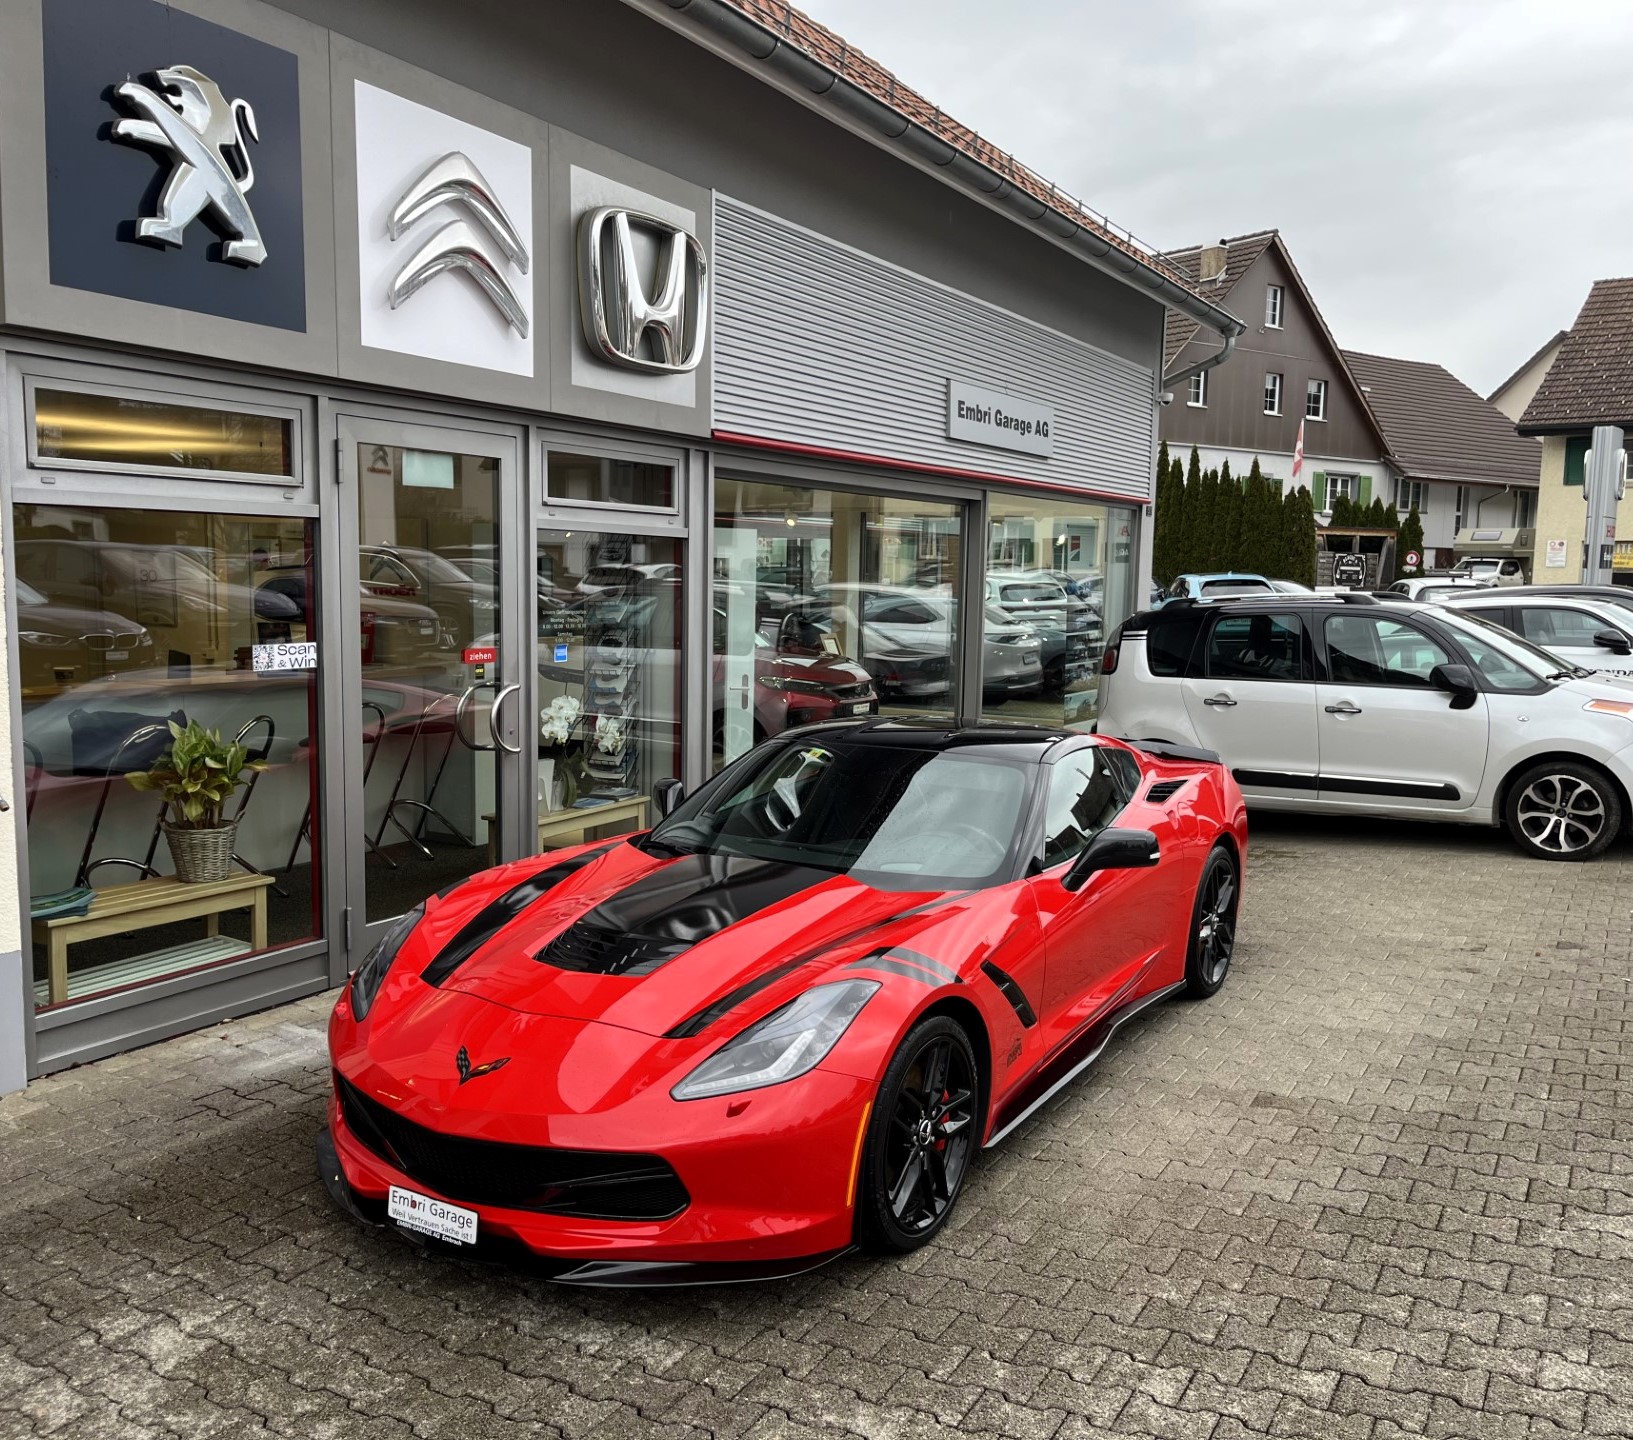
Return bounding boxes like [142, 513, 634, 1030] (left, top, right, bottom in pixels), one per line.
[1160, 331, 1238, 401]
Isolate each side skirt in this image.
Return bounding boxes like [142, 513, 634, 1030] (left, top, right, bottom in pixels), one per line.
[983, 980, 1185, 1148]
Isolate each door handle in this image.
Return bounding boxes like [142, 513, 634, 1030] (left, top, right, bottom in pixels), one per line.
[1202, 694, 1237, 707]
[454, 682, 496, 751]
[1324, 701, 1363, 715]
[488, 682, 522, 755]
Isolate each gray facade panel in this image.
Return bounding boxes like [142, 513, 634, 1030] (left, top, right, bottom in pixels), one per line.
[715, 198, 1155, 501]
[0, 951, 23, 1095]
[266, 0, 1161, 372]
[31, 948, 328, 1076]
[0, 0, 339, 376]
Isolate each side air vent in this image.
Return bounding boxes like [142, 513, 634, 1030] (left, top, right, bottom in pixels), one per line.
[1145, 778, 1190, 804]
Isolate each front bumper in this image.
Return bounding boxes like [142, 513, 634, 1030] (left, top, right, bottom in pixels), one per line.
[315, 1127, 852, 1287]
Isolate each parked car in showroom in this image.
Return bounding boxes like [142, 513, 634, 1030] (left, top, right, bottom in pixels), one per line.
[1436, 588, 1633, 680]
[319, 718, 1247, 1282]
[806, 586, 1044, 701]
[14, 578, 154, 693]
[711, 608, 878, 747]
[1097, 592, 1633, 860]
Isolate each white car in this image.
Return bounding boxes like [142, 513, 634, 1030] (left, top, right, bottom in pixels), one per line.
[1096, 593, 1633, 860]
[1386, 576, 1495, 602]
[1445, 556, 1526, 587]
[1436, 588, 1633, 679]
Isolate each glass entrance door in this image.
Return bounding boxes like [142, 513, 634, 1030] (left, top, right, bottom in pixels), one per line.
[336, 418, 525, 952]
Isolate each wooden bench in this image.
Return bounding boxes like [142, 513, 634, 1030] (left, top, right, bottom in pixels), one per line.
[484, 794, 650, 866]
[32, 873, 273, 1008]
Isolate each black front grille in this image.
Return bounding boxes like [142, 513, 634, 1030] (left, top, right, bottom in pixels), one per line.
[536, 921, 689, 977]
[338, 1076, 689, 1221]
[832, 682, 873, 701]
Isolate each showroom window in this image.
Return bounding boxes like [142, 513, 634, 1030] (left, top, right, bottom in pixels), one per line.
[16, 503, 321, 1011]
[984, 492, 1133, 731]
[711, 477, 964, 769]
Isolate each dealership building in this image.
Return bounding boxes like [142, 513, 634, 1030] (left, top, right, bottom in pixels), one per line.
[0, 0, 1241, 1090]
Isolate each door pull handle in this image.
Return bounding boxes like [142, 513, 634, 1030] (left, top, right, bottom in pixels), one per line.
[1324, 701, 1363, 715]
[1202, 694, 1237, 707]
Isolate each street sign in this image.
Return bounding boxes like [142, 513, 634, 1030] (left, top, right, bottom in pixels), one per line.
[1404, 550, 1421, 569]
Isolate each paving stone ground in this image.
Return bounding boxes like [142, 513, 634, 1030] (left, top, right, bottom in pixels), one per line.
[2, 815, 1630, 1439]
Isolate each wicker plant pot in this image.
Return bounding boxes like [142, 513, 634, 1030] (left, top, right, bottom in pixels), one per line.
[163, 819, 240, 884]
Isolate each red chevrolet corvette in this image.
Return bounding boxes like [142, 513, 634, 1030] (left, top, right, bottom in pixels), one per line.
[320, 719, 1248, 1284]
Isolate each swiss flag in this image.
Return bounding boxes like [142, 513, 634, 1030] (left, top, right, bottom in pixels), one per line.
[1291, 419, 1306, 484]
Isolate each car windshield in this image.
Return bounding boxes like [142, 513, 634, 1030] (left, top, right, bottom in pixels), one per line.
[1435, 608, 1564, 684]
[646, 737, 1033, 890]
[1201, 581, 1271, 597]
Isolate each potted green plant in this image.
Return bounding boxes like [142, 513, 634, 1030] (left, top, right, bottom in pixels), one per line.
[126, 719, 267, 884]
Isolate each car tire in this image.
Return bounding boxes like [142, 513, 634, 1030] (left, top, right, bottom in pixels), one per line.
[1503, 760, 1623, 862]
[854, 1016, 980, 1255]
[1182, 845, 1239, 999]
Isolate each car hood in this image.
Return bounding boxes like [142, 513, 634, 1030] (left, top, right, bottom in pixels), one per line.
[370, 842, 943, 1038]
[15, 602, 148, 637]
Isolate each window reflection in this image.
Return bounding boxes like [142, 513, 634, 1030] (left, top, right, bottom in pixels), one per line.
[983, 494, 1133, 731]
[712, 479, 959, 769]
[16, 505, 320, 1011]
[33, 388, 293, 477]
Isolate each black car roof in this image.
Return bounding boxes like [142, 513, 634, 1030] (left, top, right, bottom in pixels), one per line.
[777, 715, 1080, 757]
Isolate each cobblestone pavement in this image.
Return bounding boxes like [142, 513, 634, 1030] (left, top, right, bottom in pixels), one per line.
[2, 817, 1630, 1439]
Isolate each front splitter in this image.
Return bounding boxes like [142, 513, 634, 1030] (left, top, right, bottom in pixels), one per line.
[315, 1129, 854, 1288]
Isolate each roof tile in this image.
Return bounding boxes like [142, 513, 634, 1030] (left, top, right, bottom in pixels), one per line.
[1343, 350, 1542, 487]
[1518, 278, 1633, 430]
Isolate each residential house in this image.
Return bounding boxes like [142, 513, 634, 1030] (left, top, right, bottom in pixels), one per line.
[1489, 330, 1568, 423]
[1516, 279, 1633, 583]
[1161, 230, 1390, 515]
[1343, 351, 1542, 566]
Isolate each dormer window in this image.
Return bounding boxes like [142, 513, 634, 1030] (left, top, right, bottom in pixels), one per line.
[1265, 285, 1285, 329]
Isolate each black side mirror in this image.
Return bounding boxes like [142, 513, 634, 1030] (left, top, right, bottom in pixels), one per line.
[1594, 629, 1632, 656]
[1061, 828, 1160, 892]
[652, 777, 686, 818]
[1430, 662, 1479, 709]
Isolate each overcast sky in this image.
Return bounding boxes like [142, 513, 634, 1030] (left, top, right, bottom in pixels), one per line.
[797, 0, 1633, 394]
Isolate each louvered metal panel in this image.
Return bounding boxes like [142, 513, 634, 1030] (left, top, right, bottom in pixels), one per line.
[712, 197, 1157, 501]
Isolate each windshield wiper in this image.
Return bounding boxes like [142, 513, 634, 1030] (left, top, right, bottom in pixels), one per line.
[1544, 668, 1591, 681]
[641, 835, 700, 857]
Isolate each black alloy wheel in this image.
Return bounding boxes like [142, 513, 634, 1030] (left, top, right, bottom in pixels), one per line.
[1504, 760, 1622, 861]
[1183, 845, 1239, 999]
[855, 1017, 979, 1254]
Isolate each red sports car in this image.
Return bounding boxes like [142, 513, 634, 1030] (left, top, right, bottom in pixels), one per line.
[319, 719, 1248, 1284]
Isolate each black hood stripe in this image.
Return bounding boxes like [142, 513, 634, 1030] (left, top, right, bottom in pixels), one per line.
[537, 855, 834, 978]
[420, 842, 620, 987]
[847, 955, 938, 987]
[881, 947, 961, 984]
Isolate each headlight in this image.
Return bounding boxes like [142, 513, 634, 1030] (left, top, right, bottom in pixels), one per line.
[1585, 698, 1633, 718]
[671, 980, 880, 1100]
[348, 903, 424, 1020]
[756, 673, 829, 694]
[17, 631, 73, 648]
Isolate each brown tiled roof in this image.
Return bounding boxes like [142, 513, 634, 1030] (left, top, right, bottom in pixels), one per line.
[1344, 350, 1542, 487]
[719, 0, 1217, 306]
[1487, 329, 1568, 406]
[1518, 279, 1633, 431]
[1160, 231, 1277, 367]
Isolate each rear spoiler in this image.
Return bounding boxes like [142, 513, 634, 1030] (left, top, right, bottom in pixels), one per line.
[1130, 739, 1222, 765]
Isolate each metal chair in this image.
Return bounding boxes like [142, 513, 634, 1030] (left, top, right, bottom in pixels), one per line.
[282, 701, 388, 877]
[373, 690, 476, 859]
[227, 714, 278, 891]
[74, 722, 172, 888]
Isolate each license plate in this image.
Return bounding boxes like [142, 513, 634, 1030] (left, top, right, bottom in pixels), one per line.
[1022, 652, 1039, 664]
[388, 1185, 477, 1245]
[844, 701, 872, 715]
[106, 650, 128, 661]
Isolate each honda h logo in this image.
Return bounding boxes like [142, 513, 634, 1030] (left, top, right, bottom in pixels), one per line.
[108, 64, 267, 266]
[577, 207, 708, 375]
[387, 151, 530, 337]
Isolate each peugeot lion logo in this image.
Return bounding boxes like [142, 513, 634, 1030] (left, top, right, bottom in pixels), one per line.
[387, 152, 530, 336]
[577, 207, 708, 374]
[455, 1045, 510, 1085]
[108, 65, 267, 266]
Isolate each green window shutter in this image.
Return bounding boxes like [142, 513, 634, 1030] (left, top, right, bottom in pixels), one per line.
[1564, 435, 1588, 487]
[1358, 476, 1373, 506]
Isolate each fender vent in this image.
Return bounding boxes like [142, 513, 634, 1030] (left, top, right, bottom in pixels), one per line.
[1145, 778, 1190, 804]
